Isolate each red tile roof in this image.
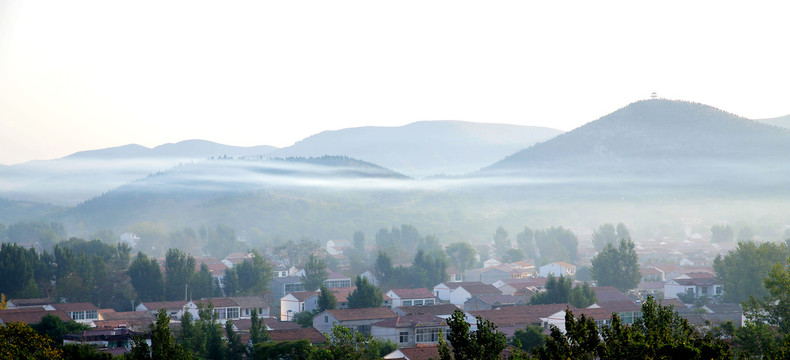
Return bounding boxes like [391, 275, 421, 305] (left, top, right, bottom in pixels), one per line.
[395, 304, 460, 316]
[285, 292, 319, 302]
[388, 346, 440, 360]
[372, 314, 445, 328]
[388, 288, 436, 299]
[269, 328, 326, 344]
[327, 307, 396, 321]
[0, 308, 70, 324]
[195, 298, 239, 308]
[52, 302, 99, 312]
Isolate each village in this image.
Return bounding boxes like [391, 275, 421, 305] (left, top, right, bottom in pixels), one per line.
[0, 223, 747, 359]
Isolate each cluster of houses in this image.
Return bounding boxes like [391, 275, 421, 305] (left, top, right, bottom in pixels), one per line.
[0, 232, 747, 358]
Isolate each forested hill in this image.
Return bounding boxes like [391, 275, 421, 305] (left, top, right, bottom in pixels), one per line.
[480, 100, 790, 192]
[267, 120, 563, 178]
[62, 156, 418, 232]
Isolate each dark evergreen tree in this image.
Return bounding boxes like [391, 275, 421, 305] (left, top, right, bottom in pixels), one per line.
[318, 285, 337, 312]
[301, 254, 328, 291]
[347, 276, 383, 308]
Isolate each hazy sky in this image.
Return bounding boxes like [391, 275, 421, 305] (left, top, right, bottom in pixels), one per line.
[1, 1, 788, 165]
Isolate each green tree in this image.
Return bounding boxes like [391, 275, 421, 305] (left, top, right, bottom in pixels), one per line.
[60, 343, 113, 360]
[714, 241, 790, 303]
[503, 248, 525, 263]
[534, 309, 599, 360]
[373, 251, 393, 286]
[249, 308, 269, 346]
[516, 227, 536, 260]
[534, 296, 732, 360]
[511, 324, 546, 354]
[592, 223, 617, 252]
[590, 238, 640, 292]
[164, 249, 196, 301]
[294, 310, 318, 328]
[445, 242, 478, 272]
[150, 308, 193, 360]
[224, 249, 273, 296]
[347, 276, 383, 308]
[128, 252, 164, 302]
[225, 320, 245, 360]
[438, 309, 508, 360]
[710, 224, 734, 243]
[0, 242, 52, 299]
[411, 249, 448, 289]
[325, 324, 390, 360]
[0, 321, 63, 359]
[318, 285, 337, 312]
[252, 340, 315, 360]
[492, 226, 511, 259]
[32, 314, 90, 345]
[301, 254, 329, 291]
[530, 274, 596, 308]
[744, 257, 790, 334]
[535, 227, 578, 264]
[189, 264, 214, 300]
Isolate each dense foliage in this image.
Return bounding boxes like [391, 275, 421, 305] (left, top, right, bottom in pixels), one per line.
[590, 238, 640, 292]
[529, 274, 597, 308]
[714, 240, 790, 303]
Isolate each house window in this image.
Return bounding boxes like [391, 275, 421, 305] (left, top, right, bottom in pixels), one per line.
[227, 307, 240, 319]
[716, 287, 723, 295]
[413, 299, 424, 306]
[356, 325, 371, 336]
[86, 310, 98, 320]
[454, 274, 462, 281]
[399, 331, 409, 343]
[324, 316, 328, 323]
[215, 308, 227, 320]
[402, 300, 412, 306]
[72, 311, 85, 320]
[425, 299, 435, 305]
[416, 328, 442, 343]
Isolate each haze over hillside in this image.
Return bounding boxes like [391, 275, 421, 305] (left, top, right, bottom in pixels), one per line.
[267, 120, 563, 178]
[757, 114, 790, 129]
[0, 140, 278, 206]
[482, 99, 790, 196]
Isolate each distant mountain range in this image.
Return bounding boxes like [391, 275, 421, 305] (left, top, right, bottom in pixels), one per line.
[0, 122, 562, 205]
[757, 114, 790, 129]
[481, 100, 790, 196]
[0, 140, 277, 205]
[3, 100, 790, 244]
[268, 121, 563, 178]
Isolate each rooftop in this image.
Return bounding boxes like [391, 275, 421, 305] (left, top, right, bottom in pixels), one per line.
[327, 307, 396, 321]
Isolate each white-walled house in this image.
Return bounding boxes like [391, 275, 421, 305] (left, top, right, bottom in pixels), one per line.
[360, 270, 379, 287]
[385, 288, 437, 308]
[136, 301, 196, 321]
[544, 307, 611, 333]
[280, 291, 319, 321]
[539, 262, 577, 278]
[52, 303, 100, 325]
[371, 314, 449, 348]
[312, 308, 397, 335]
[448, 283, 501, 307]
[327, 239, 351, 255]
[664, 272, 722, 300]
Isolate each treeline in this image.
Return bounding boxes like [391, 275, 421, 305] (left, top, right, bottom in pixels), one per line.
[0, 239, 133, 309]
[0, 239, 274, 310]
